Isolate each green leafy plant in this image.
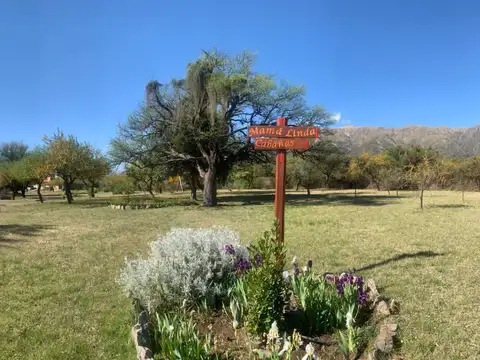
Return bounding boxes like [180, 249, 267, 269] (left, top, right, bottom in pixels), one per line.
[227, 276, 248, 329]
[244, 223, 288, 336]
[153, 312, 217, 359]
[289, 264, 365, 335]
[252, 322, 303, 359]
[336, 304, 363, 360]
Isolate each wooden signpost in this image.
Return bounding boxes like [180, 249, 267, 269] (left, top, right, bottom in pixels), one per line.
[248, 117, 319, 243]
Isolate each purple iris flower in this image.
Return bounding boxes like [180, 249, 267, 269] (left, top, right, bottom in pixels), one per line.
[235, 258, 252, 273]
[336, 282, 344, 295]
[224, 244, 235, 255]
[294, 266, 300, 276]
[357, 290, 367, 305]
[353, 276, 364, 288]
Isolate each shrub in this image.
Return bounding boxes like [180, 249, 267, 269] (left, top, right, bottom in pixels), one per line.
[243, 225, 288, 335]
[111, 182, 136, 195]
[118, 227, 248, 312]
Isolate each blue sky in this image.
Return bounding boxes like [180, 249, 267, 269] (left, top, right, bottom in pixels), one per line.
[1, 0, 479, 151]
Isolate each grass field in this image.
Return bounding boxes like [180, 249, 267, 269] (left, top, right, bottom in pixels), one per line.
[1, 189, 480, 359]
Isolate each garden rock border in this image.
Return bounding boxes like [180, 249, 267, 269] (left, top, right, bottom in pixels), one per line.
[131, 311, 153, 360]
[110, 204, 153, 210]
[366, 279, 400, 360]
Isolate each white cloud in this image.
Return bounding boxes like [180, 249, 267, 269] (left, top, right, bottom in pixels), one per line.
[330, 112, 341, 122]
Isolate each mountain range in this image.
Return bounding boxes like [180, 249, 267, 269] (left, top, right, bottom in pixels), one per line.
[329, 125, 480, 158]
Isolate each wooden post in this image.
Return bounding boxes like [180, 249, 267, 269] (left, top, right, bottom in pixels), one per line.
[247, 119, 318, 245]
[274, 117, 287, 243]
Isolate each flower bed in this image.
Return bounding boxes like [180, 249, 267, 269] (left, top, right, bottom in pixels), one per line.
[119, 225, 401, 360]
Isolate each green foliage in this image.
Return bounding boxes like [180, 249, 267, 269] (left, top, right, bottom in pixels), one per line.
[227, 276, 248, 329]
[335, 304, 363, 360]
[108, 197, 198, 209]
[126, 163, 167, 195]
[288, 156, 325, 193]
[102, 174, 136, 194]
[0, 158, 31, 197]
[112, 182, 135, 195]
[43, 131, 95, 203]
[153, 312, 216, 360]
[464, 156, 480, 190]
[111, 49, 333, 206]
[0, 142, 28, 162]
[80, 147, 111, 196]
[289, 268, 363, 336]
[244, 224, 288, 335]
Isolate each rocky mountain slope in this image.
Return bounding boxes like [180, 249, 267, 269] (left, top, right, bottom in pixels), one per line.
[329, 125, 480, 157]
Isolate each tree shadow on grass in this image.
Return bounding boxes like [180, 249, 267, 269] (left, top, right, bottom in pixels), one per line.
[427, 204, 470, 209]
[338, 251, 445, 274]
[0, 224, 55, 247]
[218, 192, 400, 207]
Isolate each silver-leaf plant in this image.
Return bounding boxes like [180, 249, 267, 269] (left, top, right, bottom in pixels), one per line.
[118, 227, 248, 312]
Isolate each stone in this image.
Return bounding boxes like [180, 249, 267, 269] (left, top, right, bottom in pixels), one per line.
[369, 322, 398, 360]
[375, 300, 391, 318]
[389, 299, 400, 314]
[131, 326, 153, 360]
[131, 311, 153, 360]
[366, 278, 380, 305]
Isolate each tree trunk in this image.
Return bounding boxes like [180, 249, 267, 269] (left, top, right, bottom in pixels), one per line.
[64, 180, 73, 204]
[37, 183, 44, 203]
[89, 185, 95, 198]
[203, 168, 217, 207]
[296, 182, 300, 192]
[375, 182, 381, 191]
[396, 189, 399, 197]
[147, 181, 155, 198]
[21, 188, 26, 198]
[12, 190, 16, 200]
[306, 188, 311, 195]
[196, 174, 203, 191]
[190, 171, 197, 201]
[354, 183, 357, 198]
[387, 188, 391, 195]
[420, 185, 424, 210]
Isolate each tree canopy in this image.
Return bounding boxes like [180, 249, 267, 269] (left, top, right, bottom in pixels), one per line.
[111, 50, 334, 206]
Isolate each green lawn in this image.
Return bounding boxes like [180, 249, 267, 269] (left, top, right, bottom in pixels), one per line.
[1, 189, 480, 359]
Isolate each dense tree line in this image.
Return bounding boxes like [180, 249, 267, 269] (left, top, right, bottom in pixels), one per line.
[0, 133, 110, 203]
[225, 144, 480, 209]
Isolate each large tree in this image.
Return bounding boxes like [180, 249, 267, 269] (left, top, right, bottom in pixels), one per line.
[111, 50, 333, 206]
[0, 142, 28, 162]
[289, 156, 324, 195]
[80, 147, 111, 198]
[126, 162, 167, 198]
[44, 132, 91, 204]
[0, 159, 31, 199]
[24, 148, 54, 203]
[407, 154, 442, 210]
